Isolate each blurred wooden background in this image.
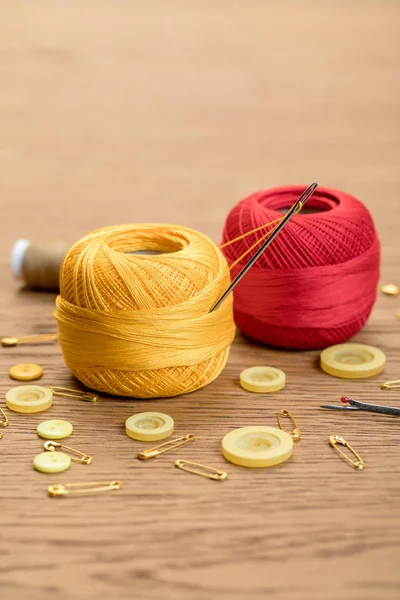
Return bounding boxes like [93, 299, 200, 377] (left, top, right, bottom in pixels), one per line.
[1, 1, 399, 599]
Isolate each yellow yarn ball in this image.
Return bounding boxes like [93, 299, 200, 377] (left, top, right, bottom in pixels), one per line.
[55, 224, 235, 398]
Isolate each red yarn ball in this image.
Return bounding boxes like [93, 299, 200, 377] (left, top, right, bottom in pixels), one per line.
[221, 186, 380, 350]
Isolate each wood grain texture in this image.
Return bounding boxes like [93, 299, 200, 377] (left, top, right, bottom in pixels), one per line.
[1, 1, 400, 598]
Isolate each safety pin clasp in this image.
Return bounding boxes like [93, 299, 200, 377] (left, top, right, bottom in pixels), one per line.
[49, 386, 99, 402]
[381, 380, 400, 390]
[137, 434, 195, 460]
[48, 480, 121, 497]
[277, 409, 301, 441]
[44, 440, 92, 464]
[175, 459, 228, 481]
[0, 407, 9, 439]
[329, 435, 364, 470]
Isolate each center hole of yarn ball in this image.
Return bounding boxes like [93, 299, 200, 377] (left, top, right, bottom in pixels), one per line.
[274, 192, 339, 214]
[237, 433, 278, 452]
[335, 351, 374, 365]
[127, 250, 169, 256]
[136, 417, 165, 430]
[113, 231, 188, 257]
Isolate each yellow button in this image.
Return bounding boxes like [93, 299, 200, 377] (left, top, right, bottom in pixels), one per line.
[9, 363, 43, 381]
[240, 366, 286, 393]
[33, 451, 71, 473]
[320, 343, 386, 379]
[6, 385, 53, 414]
[37, 420, 73, 440]
[381, 283, 399, 296]
[125, 412, 174, 442]
[222, 426, 293, 468]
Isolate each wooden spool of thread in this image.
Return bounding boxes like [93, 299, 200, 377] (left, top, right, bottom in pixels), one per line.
[12, 240, 68, 291]
[55, 224, 235, 398]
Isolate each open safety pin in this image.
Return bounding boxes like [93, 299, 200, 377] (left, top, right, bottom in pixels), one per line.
[321, 396, 400, 416]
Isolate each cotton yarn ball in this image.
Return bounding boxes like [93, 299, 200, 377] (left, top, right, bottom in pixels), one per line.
[55, 224, 235, 398]
[221, 186, 380, 350]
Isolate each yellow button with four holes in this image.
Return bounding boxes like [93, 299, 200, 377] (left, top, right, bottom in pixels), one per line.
[240, 366, 286, 393]
[9, 363, 43, 381]
[125, 412, 174, 442]
[37, 420, 73, 440]
[222, 426, 293, 468]
[33, 451, 71, 474]
[320, 343, 386, 379]
[6, 385, 53, 414]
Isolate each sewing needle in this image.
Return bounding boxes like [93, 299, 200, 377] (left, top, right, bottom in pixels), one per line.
[209, 182, 318, 313]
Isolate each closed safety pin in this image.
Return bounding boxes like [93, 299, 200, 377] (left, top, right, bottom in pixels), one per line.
[137, 434, 195, 460]
[1, 333, 58, 347]
[44, 440, 92, 464]
[277, 409, 301, 441]
[48, 480, 121, 497]
[49, 386, 99, 403]
[381, 380, 400, 390]
[321, 396, 400, 416]
[329, 435, 364, 470]
[0, 407, 9, 439]
[175, 459, 228, 481]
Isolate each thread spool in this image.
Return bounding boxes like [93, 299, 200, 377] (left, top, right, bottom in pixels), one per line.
[55, 224, 235, 398]
[221, 186, 380, 350]
[12, 240, 68, 291]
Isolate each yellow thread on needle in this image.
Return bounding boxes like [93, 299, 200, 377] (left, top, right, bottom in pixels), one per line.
[219, 215, 284, 249]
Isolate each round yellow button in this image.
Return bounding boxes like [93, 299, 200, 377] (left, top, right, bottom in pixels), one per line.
[6, 385, 53, 414]
[381, 283, 399, 296]
[222, 426, 293, 468]
[33, 451, 71, 474]
[240, 366, 286, 393]
[320, 343, 386, 379]
[9, 363, 43, 381]
[125, 412, 174, 442]
[37, 420, 73, 440]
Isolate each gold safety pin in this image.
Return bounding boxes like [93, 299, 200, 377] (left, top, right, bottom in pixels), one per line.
[44, 440, 92, 464]
[0, 407, 9, 439]
[329, 435, 364, 470]
[1, 333, 58, 347]
[381, 380, 400, 390]
[277, 409, 301, 441]
[48, 480, 121, 497]
[175, 459, 228, 481]
[137, 434, 195, 460]
[49, 386, 99, 402]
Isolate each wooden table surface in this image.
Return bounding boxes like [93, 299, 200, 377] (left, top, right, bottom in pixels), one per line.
[1, 2, 399, 599]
